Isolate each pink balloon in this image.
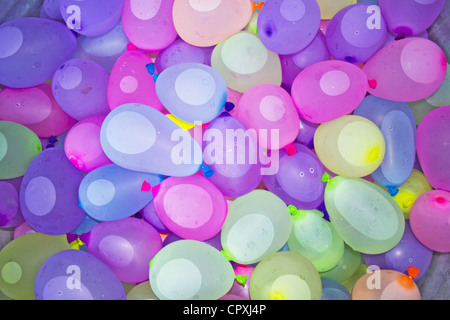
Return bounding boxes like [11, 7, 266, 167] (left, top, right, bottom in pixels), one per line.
[410, 190, 450, 253]
[0, 84, 75, 138]
[107, 50, 163, 111]
[363, 37, 447, 102]
[291, 60, 368, 123]
[153, 173, 227, 241]
[122, 0, 177, 52]
[416, 106, 450, 191]
[64, 115, 113, 172]
[236, 83, 300, 150]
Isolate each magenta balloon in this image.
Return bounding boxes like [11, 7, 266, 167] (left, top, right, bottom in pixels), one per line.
[0, 83, 75, 138]
[107, 50, 163, 111]
[85, 217, 163, 283]
[279, 30, 330, 88]
[416, 106, 450, 191]
[202, 113, 263, 198]
[325, 3, 387, 64]
[363, 37, 447, 102]
[410, 190, 450, 253]
[19, 148, 86, 235]
[291, 60, 368, 123]
[379, 0, 445, 37]
[0, 177, 25, 228]
[52, 58, 111, 121]
[64, 115, 113, 172]
[263, 143, 326, 210]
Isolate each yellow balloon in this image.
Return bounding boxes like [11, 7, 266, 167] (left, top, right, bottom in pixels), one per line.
[316, 0, 357, 20]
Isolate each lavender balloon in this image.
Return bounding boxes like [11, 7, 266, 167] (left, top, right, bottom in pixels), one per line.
[202, 113, 263, 198]
[279, 30, 330, 88]
[52, 58, 110, 121]
[155, 38, 214, 74]
[295, 116, 319, 149]
[325, 3, 387, 64]
[257, 0, 321, 54]
[34, 249, 127, 300]
[0, 17, 76, 88]
[142, 200, 170, 234]
[263, 143, 326, 210]
[379, 0, 445, 38]
[60, 0, 124, 36]
[363, 221, 433, 281]
[19, 148, 85, 235]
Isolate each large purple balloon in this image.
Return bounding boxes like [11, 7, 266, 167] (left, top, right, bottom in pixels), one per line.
[0, 177, 25, 228]
[263, 143, 326, 209]
[34, 249, 127, 300]
[379, 0, 445, 38]
[257, 0, 321, 54]
[19, 148, 85, 235]
[0, 17, 76, 88]
[325, 3, 387, 64]
[279, 30, 330, 88]
[202, 113, 263, 198]
[363, 221, 433, 281]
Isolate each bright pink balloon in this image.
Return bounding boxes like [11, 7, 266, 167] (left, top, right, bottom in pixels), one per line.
[363, 37, 447, 102]
[64, 115, 113, 172]
[107, 50, 163, 111]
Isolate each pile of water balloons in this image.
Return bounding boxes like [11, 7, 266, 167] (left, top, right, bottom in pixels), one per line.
[0, 0, 449, 301]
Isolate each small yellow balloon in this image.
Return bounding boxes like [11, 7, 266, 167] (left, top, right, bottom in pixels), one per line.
[317, 0, 358, 20]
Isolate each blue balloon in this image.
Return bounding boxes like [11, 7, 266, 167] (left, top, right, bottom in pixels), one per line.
[0, 17, 76, 88]
[78, 164, 164, 221]
[353, 95, 416, 188]
[321, 277, 351, 300]
[100, 103, 203, 177]
[155, 62, 227, 124]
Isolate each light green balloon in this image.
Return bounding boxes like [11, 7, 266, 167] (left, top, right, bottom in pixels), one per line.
[127, 281, 159, 300]
[221, 190, 292, 265]
[319, 244, 362, 283]
[324, 176, 405, 254]
[211, 31, 282, 93]
[149, 240, 234, 300]
[288, 209, 345, 272]
[0, 233, 72, 300]
[249, 251, 322, 300]
[0, 121, 42, 179]
[425, 63, 450, 107]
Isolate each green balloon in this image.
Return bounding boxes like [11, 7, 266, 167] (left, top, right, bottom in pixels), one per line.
[0, 121, 42, 179]
[319, 244, 362, 283]
[221, 190, 292, 265]
[288, 209, 345, 272]
[324, 176, 405, 254]
[249, 251, 322, 300]
[0, 232, 72, 300]
[149, 240, 234, 300]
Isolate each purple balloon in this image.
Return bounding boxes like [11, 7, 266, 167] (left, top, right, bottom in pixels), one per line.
[325, 3, 387, 64]
[52, 58, 110, 121]
[84, 217, 163, 283]
[379, 0, 445, 38]
[19, 148, 85, 235]
[154, 38, 214, 74]
[141, 200, 170, 234]
[202, 113, 263, 198]
[363, 221, 433, 281]
[35, 249, 127, 300]
[0, 177, 25, 228]
[257, 0, 321, 54]
[0, 17, 76, 88]
[295, 115, 319, 149]
[263, 143, 326, 209]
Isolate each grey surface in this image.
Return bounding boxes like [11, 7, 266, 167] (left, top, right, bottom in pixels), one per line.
[0, 0, 44, 25]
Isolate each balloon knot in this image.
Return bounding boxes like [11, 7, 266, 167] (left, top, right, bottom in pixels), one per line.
[224, 102, 235, 112]
[235, 275, 248, 287]
[408, 266, 420, 280]
[146, 62, 156, 75]
[321, 172, 330, 183]
[288, 205, 298, 215]
[141, 181, 152, 192]
[251, 1, 264, 12]
[202, 165, 214, 177]
[286, 144, 297, 156]
[126, 42, 138, 51]
[368, 79, 377, 89]
[388, 187, 399, 196]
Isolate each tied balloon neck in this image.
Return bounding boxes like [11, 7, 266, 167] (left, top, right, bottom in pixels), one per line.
[202, 164, 214, 177]
[141, 180, 152, 192]
[235, 275, 248, 287]
[221, 249, 233, 262]
[388, 187, 399, 196]
[288, 205, 308, 218]
[251, 1, 264, 12]
[368, 79, 377, 89]
[408, 266, 420, 280]
[146, 62, 159, 81]
[286, 144, 297, 156]
[45, 135, 58, 149]
[321, 172, 330, 183]
[126, 42, 138, 51]
[224, 101, 235, 112]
